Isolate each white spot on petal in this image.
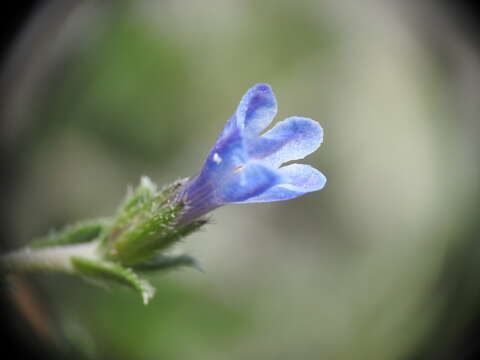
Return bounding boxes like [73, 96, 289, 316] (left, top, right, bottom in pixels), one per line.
[213, 153, 222, 164]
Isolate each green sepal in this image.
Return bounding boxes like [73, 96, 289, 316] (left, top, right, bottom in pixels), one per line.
[100, 177, 207, 266]
[133, 254, 203, 273]
[70, 256, 155, 304]
[30, 219, 109, 249]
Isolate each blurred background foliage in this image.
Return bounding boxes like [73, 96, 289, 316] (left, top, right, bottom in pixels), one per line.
[1, 0, 480, 359]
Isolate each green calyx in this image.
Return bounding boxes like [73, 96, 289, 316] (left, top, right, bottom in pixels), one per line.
[100, 176, 206, 266]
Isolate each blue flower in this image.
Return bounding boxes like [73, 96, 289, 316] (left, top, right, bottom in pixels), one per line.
[178, 83, 326, 224]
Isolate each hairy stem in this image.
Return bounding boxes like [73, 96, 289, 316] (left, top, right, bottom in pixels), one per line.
[0, 241, 100, 274]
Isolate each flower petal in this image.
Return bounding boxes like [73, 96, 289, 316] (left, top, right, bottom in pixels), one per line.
[188, 128, 246, 200]
[202, 128, 246, 176]
[247, 117, 323, 168]
[218, 162, 281, 204]
[235, 83, 277, 136]
[240, 164, 326, 203]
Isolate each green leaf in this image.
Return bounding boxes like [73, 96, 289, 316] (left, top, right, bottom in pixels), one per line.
[31, 219, 109, 249]
[71, 256, 155, 304]
[133, 254, 202, 273]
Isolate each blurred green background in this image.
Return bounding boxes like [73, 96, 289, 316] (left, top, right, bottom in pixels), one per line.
[2, 1, 480, 359]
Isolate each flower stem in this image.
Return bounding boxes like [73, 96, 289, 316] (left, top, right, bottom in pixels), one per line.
[0, 241, 100, 274]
